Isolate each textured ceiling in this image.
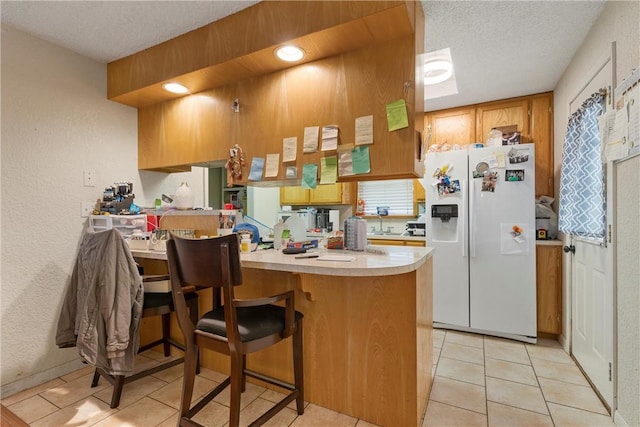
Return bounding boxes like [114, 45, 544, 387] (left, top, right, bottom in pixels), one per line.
[422, 0, 606, 111]
[1, 0, 606, 111]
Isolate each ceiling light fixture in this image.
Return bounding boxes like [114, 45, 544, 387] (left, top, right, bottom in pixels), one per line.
[424, 60, 453, 85]
[162, 82, 189, 94]
[275, 45, 304, 62]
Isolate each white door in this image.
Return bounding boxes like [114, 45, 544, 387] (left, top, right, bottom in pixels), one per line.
[468, 145, 537, 338]
[566, 44, 614, 409]
[425, 150, 469, 328]
[570, 236, 613, 407]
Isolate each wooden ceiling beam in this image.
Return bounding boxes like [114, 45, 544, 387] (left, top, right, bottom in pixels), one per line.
[107, 1, 415, 108]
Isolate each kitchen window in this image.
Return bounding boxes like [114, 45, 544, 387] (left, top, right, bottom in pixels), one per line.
[357, 179, 414, 216]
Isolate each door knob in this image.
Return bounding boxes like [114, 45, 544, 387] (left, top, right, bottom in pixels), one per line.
[563, 245, 576, 254]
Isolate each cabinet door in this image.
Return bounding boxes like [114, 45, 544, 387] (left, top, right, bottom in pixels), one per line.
[530, 93, 554, 196]
[475, 99, 530, 143]
[426, 107, 476, 147]
[309, 184, 342, 204]
[280, 186, 309, 205]
[413, 179, 425, 216]
[368, 239, 404, 246]
[536, 245, 562, 334]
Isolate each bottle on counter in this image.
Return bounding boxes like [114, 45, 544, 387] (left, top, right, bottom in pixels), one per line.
[273, 220, 288, 250]
[240, 234, 251, 253]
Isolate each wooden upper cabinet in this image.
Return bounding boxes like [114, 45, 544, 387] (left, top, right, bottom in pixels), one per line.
[280, 183, 356, 206]
[425, 92, 554, 197]
[129, 1, 425, 182]
[309, 185, 344, 204]
[280, 186, 309, 205]
[530, 93, 554, 197]
[425, 108, 476, 147]
[475, 99, 530, 143]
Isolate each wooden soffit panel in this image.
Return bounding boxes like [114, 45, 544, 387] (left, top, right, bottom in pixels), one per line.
[107, 1, 415, 108]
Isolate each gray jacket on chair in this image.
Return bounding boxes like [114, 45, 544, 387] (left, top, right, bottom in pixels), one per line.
[56, 228, 144, 375]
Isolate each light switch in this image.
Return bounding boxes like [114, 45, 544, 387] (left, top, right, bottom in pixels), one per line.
[83, 170, 95, 187]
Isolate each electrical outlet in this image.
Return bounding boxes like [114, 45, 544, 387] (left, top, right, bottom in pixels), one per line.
[81, 202, 95, 218]
[83, 170, 95, 187]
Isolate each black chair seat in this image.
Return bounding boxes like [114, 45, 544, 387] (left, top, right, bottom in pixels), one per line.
[144, 291, 198, 310]
[197, 305, 303, 342]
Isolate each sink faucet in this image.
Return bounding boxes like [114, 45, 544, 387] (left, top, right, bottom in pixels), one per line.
[378, 214, 384, 234]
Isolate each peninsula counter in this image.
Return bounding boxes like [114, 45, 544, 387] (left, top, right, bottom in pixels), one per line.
[132, 246, 434, 427]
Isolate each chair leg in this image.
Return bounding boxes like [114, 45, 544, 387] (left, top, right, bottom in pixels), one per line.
[241, 355, 247, 393]
[187, 297, 200, 375]
[110, 375, 126, 409]
[293, 319, 304, 415]
[179, 343, 199, 420]
[161, 312, 171, 357]
[90, 369, 101, 387]
[229, 354, 244, 427]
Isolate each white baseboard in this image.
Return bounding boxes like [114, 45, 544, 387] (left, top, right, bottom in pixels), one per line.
[1, 359, 86, 399]
[614, 410, 629, 426]
[558, 333, 569, 352]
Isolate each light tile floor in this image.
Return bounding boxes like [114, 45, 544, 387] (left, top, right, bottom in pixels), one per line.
[424, 329, 615, 427]
[2, 329, 615, 426]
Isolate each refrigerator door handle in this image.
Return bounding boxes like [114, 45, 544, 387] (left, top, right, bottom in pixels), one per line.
[462, 179, 467, 258]
[470, 178, 476, 258]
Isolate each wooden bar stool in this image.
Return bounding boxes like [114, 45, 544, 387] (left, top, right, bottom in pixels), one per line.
[166, 234, 304, 427]
[91, 279, 199, 408]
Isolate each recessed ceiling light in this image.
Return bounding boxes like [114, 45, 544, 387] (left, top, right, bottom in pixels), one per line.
[162, 82, 189, 94]
[424, 60, 453, 85]
[275, 45, 304, 62]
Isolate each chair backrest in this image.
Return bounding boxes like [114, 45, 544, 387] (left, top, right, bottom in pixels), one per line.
[166, 234, 243, 290]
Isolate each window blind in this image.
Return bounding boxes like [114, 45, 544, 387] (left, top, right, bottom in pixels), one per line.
[357, 179, 414, 215]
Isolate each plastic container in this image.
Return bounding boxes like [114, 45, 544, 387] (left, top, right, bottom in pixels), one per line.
[90, 214, 147, 236]
[240, 234, 251, 253]
[273, 220, 287, 250]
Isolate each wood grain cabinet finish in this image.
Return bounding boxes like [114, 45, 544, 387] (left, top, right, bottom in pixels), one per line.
[127, 1, 426, 181]
[280, 183, 356, 206]
[425, 107, 476, 147]
[424, 92, 554, 197]
[475, 99, 530, 143]
[368, 239, 425, 247]
[536, 244, 562, 335]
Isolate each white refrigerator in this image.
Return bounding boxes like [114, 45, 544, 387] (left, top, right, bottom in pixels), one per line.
[424, 144, 537, 342]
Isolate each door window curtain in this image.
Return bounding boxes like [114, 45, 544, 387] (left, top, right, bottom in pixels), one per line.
[558, 91, 606, 240]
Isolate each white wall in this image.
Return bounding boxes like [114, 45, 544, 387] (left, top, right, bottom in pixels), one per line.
[0, 25, 206, 397]
[552, 1, 639, 424]
[615, 155, 640, 427]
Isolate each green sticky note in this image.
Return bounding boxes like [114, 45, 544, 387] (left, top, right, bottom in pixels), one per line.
[320, 156, 337, 184]
[301, 164, 318, 189]
[386, 99, 409, 131]
[352, 146, 371, 175]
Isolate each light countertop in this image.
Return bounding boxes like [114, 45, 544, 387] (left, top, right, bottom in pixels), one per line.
[535, 239, 563, 246]
[131, 245, 434, 278]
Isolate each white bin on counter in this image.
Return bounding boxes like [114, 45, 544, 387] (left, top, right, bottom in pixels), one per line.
[90, 214, 147, 236]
